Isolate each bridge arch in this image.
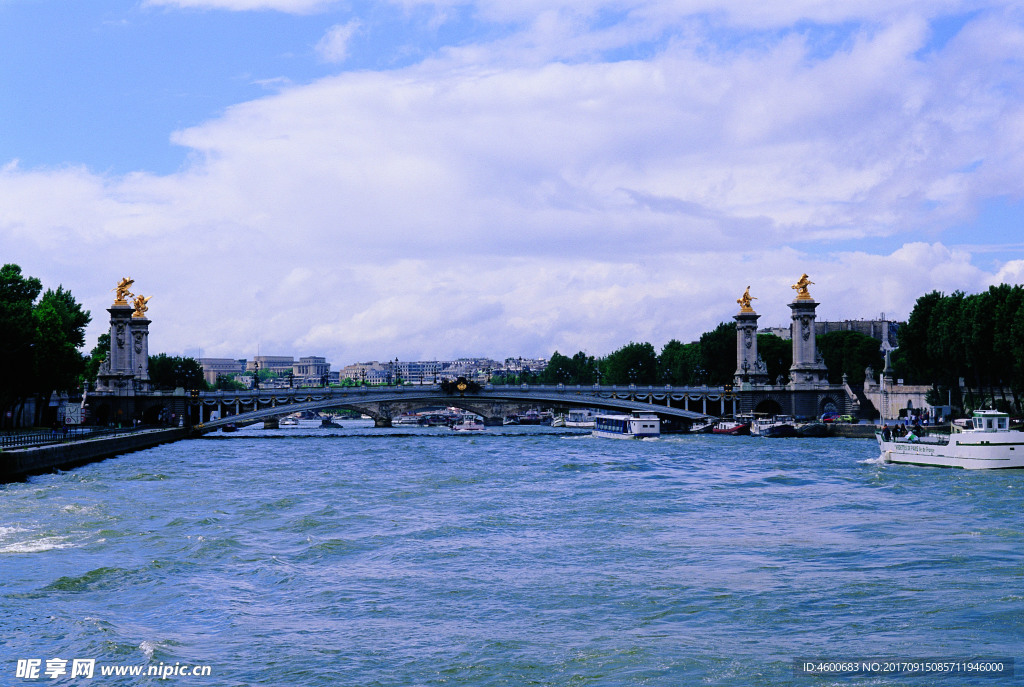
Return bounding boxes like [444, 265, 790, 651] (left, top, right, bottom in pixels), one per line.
[189, 385, 714, 433]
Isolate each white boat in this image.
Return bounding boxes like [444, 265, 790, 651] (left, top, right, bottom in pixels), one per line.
[592, 412, 660, 439]
[452, 418, 485, 432]
[878, 409, 1024, 469]
[565, 409, 597, 429]
[393, 413, 422, 425]
[751, 415, 798, 438]
[279, 416, 299, 426]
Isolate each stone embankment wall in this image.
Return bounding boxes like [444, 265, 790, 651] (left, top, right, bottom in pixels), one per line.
[1, 427, 191, 482]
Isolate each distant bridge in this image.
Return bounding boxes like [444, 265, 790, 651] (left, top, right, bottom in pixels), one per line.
[186, 383, 727, 433]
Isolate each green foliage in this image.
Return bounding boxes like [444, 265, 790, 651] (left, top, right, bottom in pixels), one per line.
[83, 332, 111, 384]
[898, 285, 1024, 412]
[214, 374, 247, 391]
[658, 339, 705, 385]
[541, 350, 597, 385]
[148, 354, 208, 391]
[0, 265, 91, 425]
[699, 323, 737, 386]
[601, 341, 658, 385]
[756, 333, 791, 384]
[816, 331, 884, 385]
[0, 264, 43, 414]
[34, 286, 91, 397]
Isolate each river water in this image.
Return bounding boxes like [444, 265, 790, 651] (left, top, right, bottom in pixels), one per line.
[2, 421, 1021, 686]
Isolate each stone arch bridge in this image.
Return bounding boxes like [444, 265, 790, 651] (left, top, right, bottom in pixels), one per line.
[185, 384, 725, 433]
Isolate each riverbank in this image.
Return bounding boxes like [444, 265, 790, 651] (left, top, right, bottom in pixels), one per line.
[0, 427, 191, 482]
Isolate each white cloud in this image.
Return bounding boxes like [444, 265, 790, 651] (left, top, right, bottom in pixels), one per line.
[3, 3, 1024, 365]
[316, 21, 361, 63]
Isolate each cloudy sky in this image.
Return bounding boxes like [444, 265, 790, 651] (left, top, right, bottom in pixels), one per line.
[2, 0, 1024, 366]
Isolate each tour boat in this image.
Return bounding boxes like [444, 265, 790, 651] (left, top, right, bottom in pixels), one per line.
[752, 415, 798, 438]
[713, 417, 751, 435]
[877, 409, 1024, 469]
[279, 416, 299, 426]
[393, 413, 423, 425]
[593, 412, 660, 439]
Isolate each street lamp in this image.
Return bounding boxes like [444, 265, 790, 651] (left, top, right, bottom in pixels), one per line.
[253, 360, 259, 390]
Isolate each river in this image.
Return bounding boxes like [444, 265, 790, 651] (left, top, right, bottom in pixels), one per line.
[2, 421, 1020, 685]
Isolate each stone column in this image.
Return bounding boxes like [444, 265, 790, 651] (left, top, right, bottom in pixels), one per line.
[733, 288, 768, 386]
[108, 304, 136, 376]
[129, 316, 152, 392]
[788, 277, 828, 387]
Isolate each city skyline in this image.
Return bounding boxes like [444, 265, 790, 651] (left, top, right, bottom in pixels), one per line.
[3, 1, 1024, 363]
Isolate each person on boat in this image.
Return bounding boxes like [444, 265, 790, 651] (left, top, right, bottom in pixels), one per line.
[881, 424, 891, 441]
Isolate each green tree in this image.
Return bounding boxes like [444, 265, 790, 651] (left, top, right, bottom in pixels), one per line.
[756, 333, 791, 385]
[0, 264, 42, 424]
[601, 342, 658, 385]
[699, 322, 736, 386]
[541, 350, 597, 385]
[33, 286, 91, 404]
[83, 332, 111, 385]
[816, 331, 884, 385]
[658, 339, 704, 385]
[148, 354, 208, 391]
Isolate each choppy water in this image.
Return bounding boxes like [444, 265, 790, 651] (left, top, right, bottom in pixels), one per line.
[2, 421, 1021, 686]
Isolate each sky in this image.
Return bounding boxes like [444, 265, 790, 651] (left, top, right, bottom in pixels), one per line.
[2, 0, 1024, 367]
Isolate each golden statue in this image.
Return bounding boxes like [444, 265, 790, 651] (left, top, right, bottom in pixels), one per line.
[113, 277, 134, 305]
[737, 286, 756, 312]
[792, 273, 814, 300]
[132, 294, 152, 318]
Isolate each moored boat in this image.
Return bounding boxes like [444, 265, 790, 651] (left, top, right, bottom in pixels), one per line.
[877, 409, 1024, 469]
[593, 412, 660, 439]
[753, 415, 798, 438]
[713, 417, 751, 435]
[796, 421, 828, 438]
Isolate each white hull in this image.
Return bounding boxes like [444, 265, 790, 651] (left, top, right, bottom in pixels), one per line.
[592, 413, 660, 439]
[878, 436, 1024, 469]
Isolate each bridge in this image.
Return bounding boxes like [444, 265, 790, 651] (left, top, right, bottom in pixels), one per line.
[185, 383, 725, 433]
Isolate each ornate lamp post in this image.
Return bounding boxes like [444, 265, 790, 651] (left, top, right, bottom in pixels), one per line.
[253, 360, 259, 390]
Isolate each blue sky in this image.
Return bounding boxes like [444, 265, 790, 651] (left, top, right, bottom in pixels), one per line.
[2, 0, 1024, 365]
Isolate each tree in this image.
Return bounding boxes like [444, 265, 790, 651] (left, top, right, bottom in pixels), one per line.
[0, 264, 42, 424]
[699, 322, 736, 386]
[658, 339, 704, 385]
[541, 350, 597, 385]
[602, 342, 658, 385]
[33, 286, 91, 404]
[816, 331, 883, 385]
[756, 333, 791, 384]
[83, 333, 111, 385]
[148, 354, 208, 391]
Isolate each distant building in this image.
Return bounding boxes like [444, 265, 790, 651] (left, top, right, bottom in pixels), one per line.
[293, 356, 330, 384]
[246, 356, 295, 375]
[760, 319, 900, 350]
[199, 358, 247, 386]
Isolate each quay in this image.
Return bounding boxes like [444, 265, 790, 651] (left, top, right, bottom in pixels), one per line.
[0, 427, 190, 483]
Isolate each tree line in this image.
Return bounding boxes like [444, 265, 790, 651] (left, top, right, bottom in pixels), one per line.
[537, 324, 883, 389]
[1, 264, 91, 428]
[893, 284, 1024, 411]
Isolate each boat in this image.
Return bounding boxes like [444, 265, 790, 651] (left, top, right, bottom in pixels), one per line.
[451, 418, 485, 432]
[592, 412, 660, 439]
[877, 409, 1024, 469]
[279, 416, 299, 426]
[393, 413, 423, 425]
[752, 415, 798, 438]
[796, 421, 828, 438]
[689, 418, 717, 434]
[565, 409, 597, 429]
[713, 417, 751, 435]
[221, 423, 238, 433]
